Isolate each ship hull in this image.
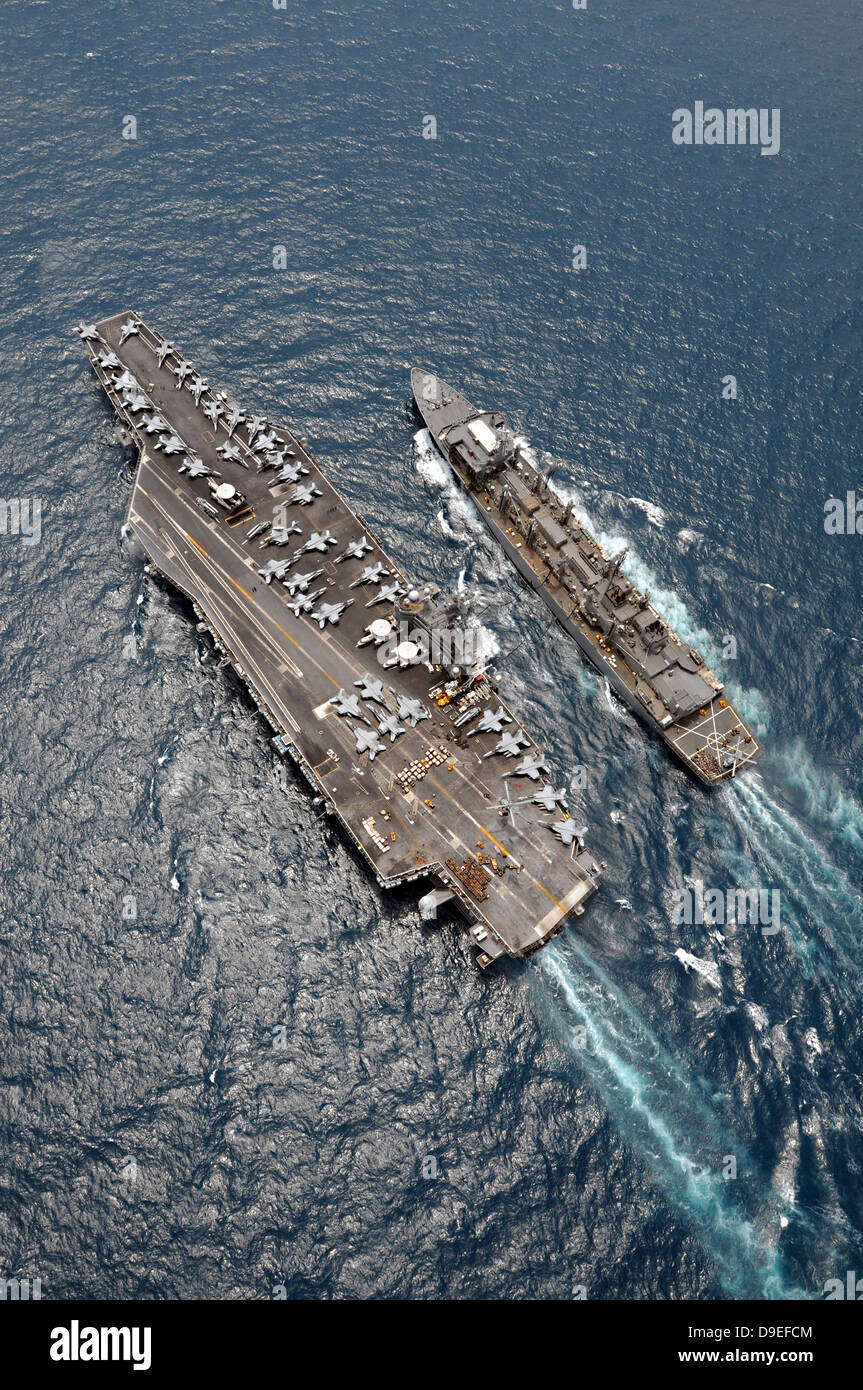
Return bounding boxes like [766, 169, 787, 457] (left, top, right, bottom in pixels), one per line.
[75, 315, 605, 970]
[411, 368, 759, 785]
[464, 492, 719, 782]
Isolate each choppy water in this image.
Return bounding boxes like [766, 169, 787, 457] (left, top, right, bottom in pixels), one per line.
[1, 0, 862, 1299]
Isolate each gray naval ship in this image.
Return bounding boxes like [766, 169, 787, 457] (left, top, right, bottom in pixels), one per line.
[76, 313, 604, 968]
[411, 371, 760, 784]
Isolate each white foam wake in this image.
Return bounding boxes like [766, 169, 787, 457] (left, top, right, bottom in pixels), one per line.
[540, 939, 802, 1298]
[773, 742, 863, 860]
[413, 428, 487, 543]
[675, 949, 722, 989]
[530, 448, 768, 736]
[722, 767, 863, 979]
[627, 496, 666, 528]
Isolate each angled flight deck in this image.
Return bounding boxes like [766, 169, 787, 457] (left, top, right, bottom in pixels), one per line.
[78, 313, 603, 967]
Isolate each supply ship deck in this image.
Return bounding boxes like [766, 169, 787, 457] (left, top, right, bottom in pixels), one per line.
[77, 313, 603, 966]
[411, 370, 760, 785]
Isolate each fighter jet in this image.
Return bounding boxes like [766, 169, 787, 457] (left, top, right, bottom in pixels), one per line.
[551, 820, 586, 847]
[97, 349, 120, 370]
[141, 412, 167, 435]
[329, 689, 366, 721]
[391, 693, 429, 727]
[155, 339, 174, 368]
[335, 535, 373, 563]
[122, 388, 149, 413]
[115, 370, 136, 392]
[76, 323, 99, 340]
[289, 482, 322, 506]
[224, 405, 245, 435]
[349, 562, 388, 589]
[118, 318, 139, 345]
[274, 461, 307, 484]
[350, 725, 387, 761]
[265, 447, 296, 469]
[377, 713, 406, 742]
[173, 361, 194, 388]
[311, 599, 352, 629]
[354, 672, 387, 706]
[467, 706, 511, 737]
[203, 399, 224, 427]
[245, 521, 270, 541]
[156, 433, 185, 456]
[254, 430, 280, 452]
[268, 520, 302, 546]
[179, 454, 218, 478]
[504, 753, 549, 782]
[286, 588, 325, 616]
[257, 558, 293, 585]
[365, 581, 404, 607]
[533, 784, 569, 813]
[187, 376, 207, 406]
[245, 416, 267, 442]
[484, 731, 531, 759]
[284, 568, 323, 595]
[302, 530, 337, 553]
[217, 442, 244, 465]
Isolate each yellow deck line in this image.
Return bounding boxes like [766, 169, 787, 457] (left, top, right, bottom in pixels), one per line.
[477, 823, 509, 858]
[183, 530, 339, 687]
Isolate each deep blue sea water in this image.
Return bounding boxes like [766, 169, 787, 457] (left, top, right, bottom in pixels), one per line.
[1, 0, 862, 1300]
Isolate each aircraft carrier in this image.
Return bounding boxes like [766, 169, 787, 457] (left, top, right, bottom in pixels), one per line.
[411, 371, 760, 785]
[76, 313, 604, 968]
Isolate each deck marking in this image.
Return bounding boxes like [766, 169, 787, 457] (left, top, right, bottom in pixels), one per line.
[187, 533, 209, 558]
[478, 824, 509, 859]
[102, 361, 599, 946]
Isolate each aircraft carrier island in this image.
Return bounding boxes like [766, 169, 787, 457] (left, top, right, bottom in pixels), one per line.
[412, 370, 760, 785]
[77, 314, 604, 968]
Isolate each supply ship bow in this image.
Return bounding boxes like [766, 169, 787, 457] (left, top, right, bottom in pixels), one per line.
[411, 370, 759, 785]
[76, 313, 604, 968]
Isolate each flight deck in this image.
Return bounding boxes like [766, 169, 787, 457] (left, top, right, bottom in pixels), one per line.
[78, 313, 603, 966]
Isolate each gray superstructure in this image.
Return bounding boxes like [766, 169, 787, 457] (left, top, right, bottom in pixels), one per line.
[411, 370, 759, 784]
[76, 313, 604, 968]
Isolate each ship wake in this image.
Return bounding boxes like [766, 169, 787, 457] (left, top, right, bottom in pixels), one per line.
[721, 757, 863, 981]
[540, 937, 805, 1299]
[527, 455, 769, 738]
[412, 428, 489, 546]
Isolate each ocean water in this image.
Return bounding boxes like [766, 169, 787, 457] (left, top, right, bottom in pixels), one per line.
[1, 0, 862, 1300]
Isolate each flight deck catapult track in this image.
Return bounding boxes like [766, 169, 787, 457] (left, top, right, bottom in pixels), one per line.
[77, 312, 604, 968]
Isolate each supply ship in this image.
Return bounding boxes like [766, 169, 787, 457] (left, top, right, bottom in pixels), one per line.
[76, 314, 604, 967]
[411, 370, 759, 784]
